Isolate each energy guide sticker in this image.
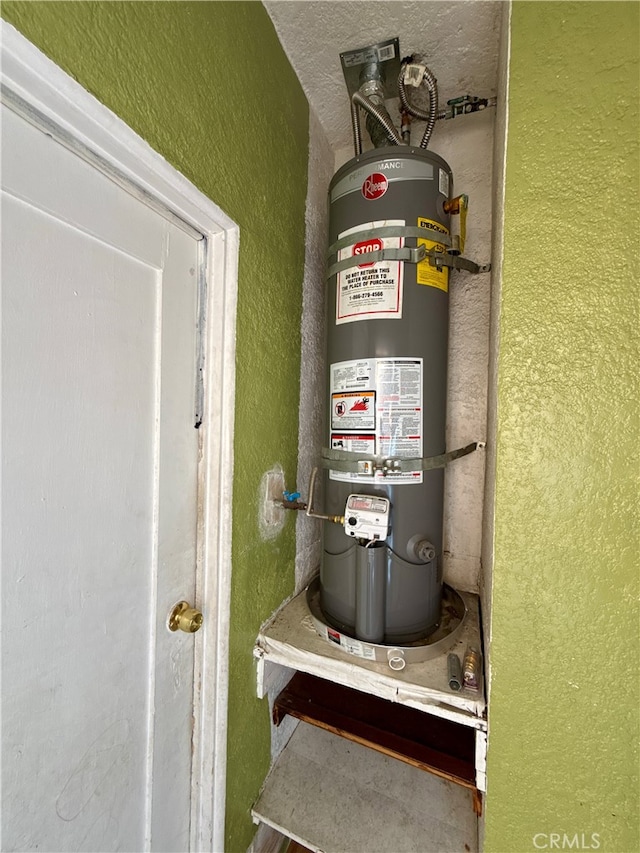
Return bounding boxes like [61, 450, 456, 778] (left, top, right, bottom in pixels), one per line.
[336, 220, 404, 324]
[416, 217, 450, 292]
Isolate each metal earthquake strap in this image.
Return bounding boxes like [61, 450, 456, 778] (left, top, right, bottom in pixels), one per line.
[320, 441, 483, 476]
[326, 246, 490, 279]
[327, 225, 453, 256]
[327, 246, 424, 278]
[430, 253, 491, 274]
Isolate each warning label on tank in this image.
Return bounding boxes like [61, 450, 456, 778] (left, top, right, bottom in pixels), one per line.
[329, 357, 423, 484]
[331, 392, 376, 431]
[330, 433, 376, 455]
[416, 217, 450, 292]
[336, 220, 404, 324]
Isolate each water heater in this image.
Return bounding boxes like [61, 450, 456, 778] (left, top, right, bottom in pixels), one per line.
[320, 146, 453, 644]
[304, 40, 490, 654]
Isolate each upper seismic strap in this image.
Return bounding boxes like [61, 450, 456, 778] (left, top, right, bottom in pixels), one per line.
[326, 246, 490, 278]
[320, 441, 483, 476]
[327, 225, 453, 256]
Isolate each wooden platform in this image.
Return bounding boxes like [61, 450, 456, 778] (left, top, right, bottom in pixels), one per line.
[255, 586, 486, 729]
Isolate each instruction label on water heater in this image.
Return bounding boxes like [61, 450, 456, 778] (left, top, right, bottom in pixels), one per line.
[336, 220, 404, 324]
[330, 357, 423, 484]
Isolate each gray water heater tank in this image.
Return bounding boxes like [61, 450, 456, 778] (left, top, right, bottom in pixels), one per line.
[320, 145, 453, 645]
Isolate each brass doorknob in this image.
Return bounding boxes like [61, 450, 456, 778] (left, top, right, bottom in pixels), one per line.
[168, 601, 203, 633]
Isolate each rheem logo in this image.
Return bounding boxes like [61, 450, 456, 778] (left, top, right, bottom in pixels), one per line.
[362, 172, 388, 200]
[353, 238, 383, 268]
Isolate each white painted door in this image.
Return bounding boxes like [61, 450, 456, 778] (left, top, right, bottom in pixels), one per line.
[2, 101, 203, 852]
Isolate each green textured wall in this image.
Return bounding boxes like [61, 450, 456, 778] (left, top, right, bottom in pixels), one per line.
[486, 4, 639, 853]
[0, 3, 308, 851]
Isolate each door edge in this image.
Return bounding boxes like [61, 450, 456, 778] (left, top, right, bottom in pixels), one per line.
[0, 20, 237, 853]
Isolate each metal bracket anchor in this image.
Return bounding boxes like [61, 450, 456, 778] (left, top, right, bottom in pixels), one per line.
[426, 250, 491, 274]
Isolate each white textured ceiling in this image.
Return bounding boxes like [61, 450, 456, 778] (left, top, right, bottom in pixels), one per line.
[263, 1, 502, 153]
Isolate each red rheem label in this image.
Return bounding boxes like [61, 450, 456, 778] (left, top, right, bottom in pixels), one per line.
[362, 172, 388, 200]
[353, 238, 383, 268]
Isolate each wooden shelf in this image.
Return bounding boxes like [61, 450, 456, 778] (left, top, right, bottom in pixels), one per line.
[273, 671, 477, 791]
[252, 722, 479, 853]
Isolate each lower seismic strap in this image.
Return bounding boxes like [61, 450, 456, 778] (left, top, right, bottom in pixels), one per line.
[321, 441, 484, 476]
